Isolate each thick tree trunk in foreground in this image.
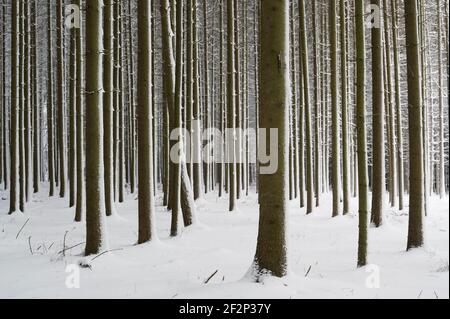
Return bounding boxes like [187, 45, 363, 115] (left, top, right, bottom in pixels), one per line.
[404, 0, 425, 250]
[253, 0, 289, 279]
[85, 0, 108, 256]
[137, 0, 157, 243]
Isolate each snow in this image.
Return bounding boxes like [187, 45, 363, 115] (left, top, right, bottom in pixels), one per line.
[0, 185, 448, 299]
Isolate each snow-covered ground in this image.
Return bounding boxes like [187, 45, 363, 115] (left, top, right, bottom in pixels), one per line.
[0, 186, 448, 299]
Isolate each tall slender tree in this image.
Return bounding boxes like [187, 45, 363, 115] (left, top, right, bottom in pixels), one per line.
[253, 0, 289, 279]
[404, 0, 425, 250]
[137, 0, 157, 243]
[355, 0, 369, 267]
[371, 0, 385, 227]
[75, 0, 85, 222]
[329, 0, 340, 217]
[9, 0, 20, 215]
[85, 0, 109, 255]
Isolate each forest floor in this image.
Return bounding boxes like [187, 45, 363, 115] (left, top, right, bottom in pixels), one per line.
[0, 186, 448, 299]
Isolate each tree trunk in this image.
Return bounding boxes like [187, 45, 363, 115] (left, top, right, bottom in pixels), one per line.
[404, 0, 425, 250]
[391, 0, 404, 210]
[103, 0, 116, 216]
[355, 0, 369, 267]
[226, 0, 236, 212]
[85, 0, 109, 256]
[371, 0, 385, 228]
[75, 0, 85, 222]
[137, 0, 157, 243]
[253, 0, 289, 279]
[9, 0, 20, 214]
[340, 0, 350, 215]
[329, 0, 340, 217]
[56, 0, 66, 199]
[299, 0, 313, 215]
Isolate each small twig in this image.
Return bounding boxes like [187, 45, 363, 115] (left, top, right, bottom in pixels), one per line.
[48, 242, 55, 250]
[417, 290, 423, 299]
[91, 249, 123, 262]
[57, 242, 86, 255]
[16, 218, 30, 239]
[28, 236, 33, 255]
[63, 231, 69, 257]
[305, 265, 312, 277]
[204, 269, 219, 284]
[434, 291, 439, 299]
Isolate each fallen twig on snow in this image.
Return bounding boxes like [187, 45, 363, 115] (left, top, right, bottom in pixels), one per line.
[204, 269, 219, 284]
[16, 218, 30, 239]
[91, 249, 124, 262]
[28, 236, 33, 255]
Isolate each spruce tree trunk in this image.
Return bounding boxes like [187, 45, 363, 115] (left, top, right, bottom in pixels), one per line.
[137, 0, 157, 243]
[313, 0, 321, 208]
[85, 0, 109, 256]
[0, 1, 4, 189]
[391, 0, 404, 210]
[329, 0, 340, 217]
[56, 0, 66, 199]
[404, 0, 425, 250]
[103, 0, 116, 216]
[19, 0, 25, 212]
[383, 0, 397, 208]
[299, 0, 314, 214]
[127, 0, 136, 195]
[371, 0, 385, 228]
[47, 0, 55, 198]
[1, 0, 7, 191]
[340, 0, 350, 215]
[32, 0, 39, 194]
[75, 0, 85, 222]
[355, 0, 369, 267]
[253, 0, 289, 279]
[69, 15, 77, 208]
[227, 0, 236, 212]
[437, 0, 445, 198]
[192, 0, 203, 200]
[9, 0, 20, 214]
[24, 1, 32, 203]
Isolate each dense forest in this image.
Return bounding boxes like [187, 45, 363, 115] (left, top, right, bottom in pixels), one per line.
[0, 0, 448, 298]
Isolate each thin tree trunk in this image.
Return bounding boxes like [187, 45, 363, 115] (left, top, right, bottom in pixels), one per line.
[340, 0, 350, 215]
[56, 0, 66, 199]
[227, 0, 236, 212]
[75, 0, 85, 222]
[9, 0, 20, 214]
[355, 0, 369, 267]
[299, 0, 313, 214]
[47, 0, 55, 198]
[103, 0, 116, 216]
[371, 0, 385, 228]
[329, 0, 340, 217]
[391, 0, 404, 210]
